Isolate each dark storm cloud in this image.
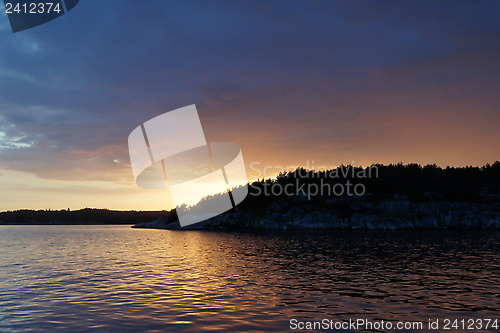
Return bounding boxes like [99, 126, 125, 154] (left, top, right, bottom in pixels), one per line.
[0, 0, 498, 180]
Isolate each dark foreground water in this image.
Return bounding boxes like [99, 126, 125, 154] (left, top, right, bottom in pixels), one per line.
[0, 226, 498, 332]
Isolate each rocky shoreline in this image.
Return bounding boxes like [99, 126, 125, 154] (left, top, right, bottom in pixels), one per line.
[133, 196, 500, 231]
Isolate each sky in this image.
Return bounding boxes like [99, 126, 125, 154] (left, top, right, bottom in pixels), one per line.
[0, 0, 499, 211]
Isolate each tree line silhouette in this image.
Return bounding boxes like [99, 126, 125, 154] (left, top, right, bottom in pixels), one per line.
[0, 208, 167, 225]
[1, 162, 498, 224]
[235, 162, 500, 214]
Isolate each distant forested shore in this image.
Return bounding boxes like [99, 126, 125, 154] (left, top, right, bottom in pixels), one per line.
[0, 208, 166, 225]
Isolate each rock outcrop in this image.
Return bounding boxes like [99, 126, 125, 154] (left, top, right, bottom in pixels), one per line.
[133, 195, 500, 230]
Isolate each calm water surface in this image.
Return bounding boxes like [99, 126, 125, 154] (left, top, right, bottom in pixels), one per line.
[0, 226, 498, 332]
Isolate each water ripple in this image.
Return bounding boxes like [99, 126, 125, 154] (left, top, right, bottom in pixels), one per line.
[0, 226, 498, 332]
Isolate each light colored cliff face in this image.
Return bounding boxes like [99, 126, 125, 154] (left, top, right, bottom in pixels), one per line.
[134, 197, 500, 230]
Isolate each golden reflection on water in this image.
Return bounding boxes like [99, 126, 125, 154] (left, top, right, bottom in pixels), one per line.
[0, 226, 498, 332]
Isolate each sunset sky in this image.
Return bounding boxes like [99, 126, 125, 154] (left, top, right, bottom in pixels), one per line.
[0, 0, 498, 211]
